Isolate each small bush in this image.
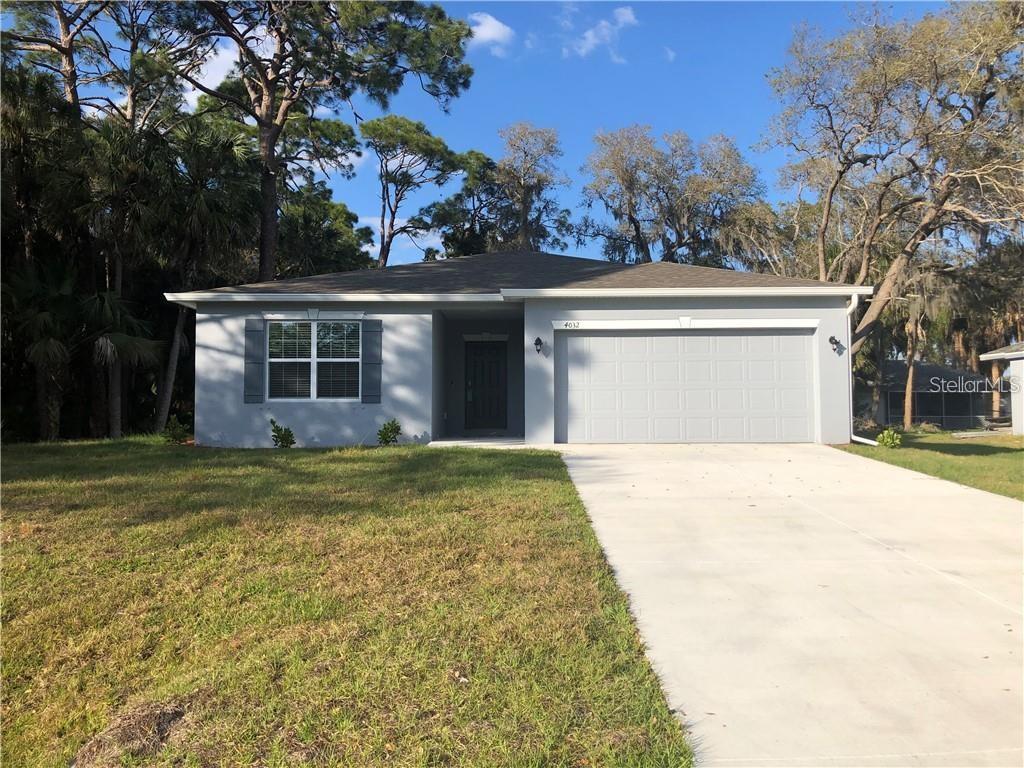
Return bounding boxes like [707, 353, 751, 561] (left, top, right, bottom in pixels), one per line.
[270, 418, 296, 449]
[162, 415, 190, 445]
[377, 418, 402, 446]
[910, 421, 941, 434]
[877, 427, 902, 448]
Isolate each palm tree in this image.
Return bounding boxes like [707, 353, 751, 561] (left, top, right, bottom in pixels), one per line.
[152, 119, 259, 433]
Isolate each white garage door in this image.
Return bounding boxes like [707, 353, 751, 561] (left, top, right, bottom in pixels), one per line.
[564, 330, 815, 443]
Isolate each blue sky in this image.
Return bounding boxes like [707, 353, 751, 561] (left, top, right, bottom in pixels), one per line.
[6, 2, 941, 265]
[320, 1, 940, 264]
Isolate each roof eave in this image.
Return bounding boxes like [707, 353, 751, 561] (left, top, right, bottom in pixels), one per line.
[164, 291, 506, 308]
[165, 284, 874, 308]
[979, 350, 1024, 361]
[499, 286, 875, 298]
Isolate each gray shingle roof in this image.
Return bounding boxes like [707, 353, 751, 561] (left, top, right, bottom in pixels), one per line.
[979, 342, 1024, 360]
[199, 251, 860, 295]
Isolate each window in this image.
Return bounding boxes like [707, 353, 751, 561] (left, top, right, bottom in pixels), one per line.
[267, 321, 360, 400]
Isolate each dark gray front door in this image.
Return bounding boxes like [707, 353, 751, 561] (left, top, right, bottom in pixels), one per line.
[465, 341, 507, 430]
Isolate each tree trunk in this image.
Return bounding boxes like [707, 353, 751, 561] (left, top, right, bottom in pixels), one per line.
[36, 367, 61, 441]
[258, 129, 280, 282]
[817, 171, 843, 281]
[154, 306, 187, 433]
[991, 359, 1002, 418]
[903, 327, 917, 431]
[516, 187, 532, 250]
[107, 251, 124, 438]
[89, 360, 107, 437]
[108, 360, 122, 438]
[851, 195, 949, 356]
[872, 332, 887, 425]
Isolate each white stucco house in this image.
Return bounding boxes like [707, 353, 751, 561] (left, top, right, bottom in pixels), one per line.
[979, 342, 1024, 435]
[165, 251, 873, 447]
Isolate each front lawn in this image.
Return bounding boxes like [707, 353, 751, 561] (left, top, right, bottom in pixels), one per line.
[838, 431, 1024, 500]
[2, 439, 690, 767]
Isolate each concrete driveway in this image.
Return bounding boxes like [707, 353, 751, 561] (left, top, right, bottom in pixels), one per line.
[560, 444, 1022, 767]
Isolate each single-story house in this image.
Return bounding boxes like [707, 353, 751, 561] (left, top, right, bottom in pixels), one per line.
[980, 342, 1024, 435]
[165, 251, 873, 447]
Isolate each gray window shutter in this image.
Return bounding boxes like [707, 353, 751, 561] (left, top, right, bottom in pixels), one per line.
[244, 318, 265, 403]
[361, 319, 382, 404]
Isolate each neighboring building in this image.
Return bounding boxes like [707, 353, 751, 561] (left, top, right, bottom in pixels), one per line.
[876, 360, 1003, 431]
[980, 343, 1024, 436]
[166, 251, 872, 447]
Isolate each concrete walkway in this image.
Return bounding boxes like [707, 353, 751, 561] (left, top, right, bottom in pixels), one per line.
[560, 444, 1023, 767]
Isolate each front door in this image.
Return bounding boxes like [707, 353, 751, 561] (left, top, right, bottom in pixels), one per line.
[465, 341, 507, 430]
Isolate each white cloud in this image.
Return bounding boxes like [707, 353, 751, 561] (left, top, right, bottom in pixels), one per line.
[563, 6, 638, 63]
[556, 2, 580, 31]
[664, 46, 677, 63]
[467, 12, 515, 58]
[524, 32, 539, 51]
[612, 6, 637, 26]
[184, 42, 237, 111]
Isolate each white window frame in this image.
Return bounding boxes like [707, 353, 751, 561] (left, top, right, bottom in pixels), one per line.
[266, 320, 362, 402]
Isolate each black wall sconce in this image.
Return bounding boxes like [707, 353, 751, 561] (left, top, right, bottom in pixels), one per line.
[534, 337, 544, 354]
[828, 335, 844, 354]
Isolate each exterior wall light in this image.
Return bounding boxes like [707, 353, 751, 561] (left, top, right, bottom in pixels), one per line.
[829, 335, 841, 352]
[534, 337, 544, 354]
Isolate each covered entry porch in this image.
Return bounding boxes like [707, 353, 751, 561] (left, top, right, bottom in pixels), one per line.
[431, 305, 525, 440]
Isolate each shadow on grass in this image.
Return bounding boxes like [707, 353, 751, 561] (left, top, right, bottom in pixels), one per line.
[899, 436, 1023, 457]
[2, 439, 571, 530]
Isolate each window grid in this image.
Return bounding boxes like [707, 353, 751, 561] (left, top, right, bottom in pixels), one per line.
[267, 320, 361, 400]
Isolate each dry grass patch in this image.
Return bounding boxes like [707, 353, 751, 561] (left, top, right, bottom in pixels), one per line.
[2, 438, 691, 766]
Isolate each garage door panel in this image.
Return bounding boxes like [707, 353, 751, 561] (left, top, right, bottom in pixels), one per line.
[654, 418, 681, 441]
[589, 361, 618, 384]
[620, 337, 648, 358]
[564, 329, 815, 443]
[748, 360, 776, 382]
[716, 360, 744, 382]
[685, 361, 712, 382]
[717, 417, 746, 441]
[589, 418, 619, 442]
[685, 417, 714, 441]
[653, 361, 680, 382]
[781, 417, 812, 441]
[747, 335, 776, 355]
[748, 389, 777, 411]
[780, 388, 809, 410]
[779, 359, 808, 383]
[654, 336, 681, 356]
[716, 389, 745, 411]
[749, 417, 779, 441]
[622, 363, 649, 384]
[621, 417, 651, 442]
[684, 336, 711, 354]
[777, 335, 807, 355]
[684, 389, 712, 410]
[622, 391, 651, 412]
[590, 389, 618, 411]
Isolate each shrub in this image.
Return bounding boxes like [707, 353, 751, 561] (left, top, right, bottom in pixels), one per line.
[377, 418, 402, 446]
[162, 415, 190, 444]
[270, 418, 296, 448]
[877, 427, 902, 448]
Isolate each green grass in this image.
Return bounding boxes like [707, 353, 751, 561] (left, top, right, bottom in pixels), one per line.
[838, 431, 1024, 500]
[1, 438, 691, 767]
